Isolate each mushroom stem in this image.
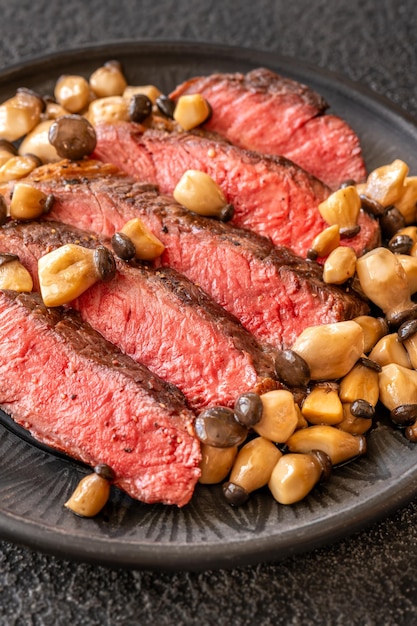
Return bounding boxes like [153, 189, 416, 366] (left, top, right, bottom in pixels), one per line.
[38, 243, 116, 307]
[356, 247, 417, 325]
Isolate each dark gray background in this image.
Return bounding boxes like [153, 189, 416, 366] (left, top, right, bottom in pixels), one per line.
[1, 1, 417, 624]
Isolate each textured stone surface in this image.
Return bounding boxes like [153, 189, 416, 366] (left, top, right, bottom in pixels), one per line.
[1, 500, 417, 625]
[1, 0, 417, 624]
[1, 0, 416, 117]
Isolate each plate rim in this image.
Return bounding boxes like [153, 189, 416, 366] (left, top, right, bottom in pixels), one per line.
[1, 38, 417, 126]
[1, 456, 416, 572]
[0, 39, 417, 571]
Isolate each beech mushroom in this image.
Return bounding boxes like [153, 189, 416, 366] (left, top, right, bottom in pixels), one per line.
[38, 243, 116, 307]
[356, 247, 417, 326]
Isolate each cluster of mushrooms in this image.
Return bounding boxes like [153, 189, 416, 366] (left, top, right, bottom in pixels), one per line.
[0, 60, 416, 517]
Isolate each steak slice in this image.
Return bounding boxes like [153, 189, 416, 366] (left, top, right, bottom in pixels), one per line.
[13, 160, 370, 348]
[92, 121, 379, 258]
[0, 220, 278, 410]
[169, 68, 367, 190]
[0, 290, 200, 506]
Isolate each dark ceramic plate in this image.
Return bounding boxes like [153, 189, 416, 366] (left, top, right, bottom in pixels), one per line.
[0, 41, 417, 572]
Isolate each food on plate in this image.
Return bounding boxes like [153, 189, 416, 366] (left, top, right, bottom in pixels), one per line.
[48, 114, 97, 160]
[172, 93, 211, 131]
[268, 450, 332, 505]
[38, 242, 116, 307]
[5, 159, 369, 349]
[64, 465, 114, 517]
[0, 289, 201, 507]
[173, 169, 232, 220]
[91, 121, 379, 258]
[356, 247, 417, 325]
[89, 61, 128, 99]
[112, 217, 165, 261]
[0, 88, 44, 142]
[0, 219, 278, 410]
[169, 67, 367, 190]
[227, 436, 282, 499]
[0, 60, 416, 516]
[9, 181, 53, 220]
[0, 252, 33, 291]
[286, 424, 366, 465]
[291, 320, 364, 380]
[0, 152, 41, 183]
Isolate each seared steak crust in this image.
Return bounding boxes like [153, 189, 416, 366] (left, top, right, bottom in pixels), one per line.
[91, 122, 379, 258]
[12, 160, 370, 348]
[0, 290, 200, 506]
[169, 68, 367, 189]
[0, 220, 278, 409]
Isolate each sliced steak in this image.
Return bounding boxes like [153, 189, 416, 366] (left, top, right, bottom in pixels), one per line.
[92, 121, 379, 258]
[0, 220, 278, 409]
[169, 68, 367, 189]
[0, 289, 200, 506]
[12, 160, 370, 348]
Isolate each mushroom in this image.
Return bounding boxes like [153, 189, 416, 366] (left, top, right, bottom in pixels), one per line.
[378, 363, 417, 411]
[48, 115, 97, 160]
[268, 450, 332, 505]
[396, 254, 417, 294]
[253, 389, 299, 442]
[0, 89, 44, 141]
[336, 402, 374, 436]
[18, 119, 61, 163]
[199, 444, 238, 485]
[89, 61, 128, 98]
[322, 246, 357, 284]
[111, 218, 165, 261]
[64, 471, 111, 517]
[194, 406, 248, 448]
[128, 94, 153, 124]
[54, 74, 91, 113]
[173, 169, 232, 221]
[356, 247, 417, 326]
[87, 96, 130, 125]
[0, 138, 17, 167]
[395, 176, 417, 224]
[308, 224, 340, 259]
[286, 424, 367, 465]
[364, 159, 409, 207]
[318, 185, 361, 235]
[0, 253, 33, 292]
[223, 436, 282, 502]
[369, 333, 412, 368]
[273, 349, 311, 388]
[291, 321, 364, 380]
[173, 94, 211, 131]
[10, 182, 53, 220]
[38, 243, 116, 307]
[301, 383, 344, 425]
[123, 84, 162, 104]
[0, 153, 40, 183]
[352, 315, 388, 353]
[233, 391, 263, 427]
[339, 361, 380, 406]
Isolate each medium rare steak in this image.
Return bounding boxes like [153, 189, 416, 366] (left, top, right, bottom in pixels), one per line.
[169, 68, 367, 190]
[92, 121, 379, 258]
[0, 290, 200, 506]
[13, 160, 370, 348]
[0, 220, 278, 409]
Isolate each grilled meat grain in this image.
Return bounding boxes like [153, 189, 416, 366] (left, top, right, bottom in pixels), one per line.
[0, 219, 278, 409]
[91, 122, 378, 257]
[8, 160, 371, 348]
[0, 289, 201, 506]
[169, 68, 367, 189]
